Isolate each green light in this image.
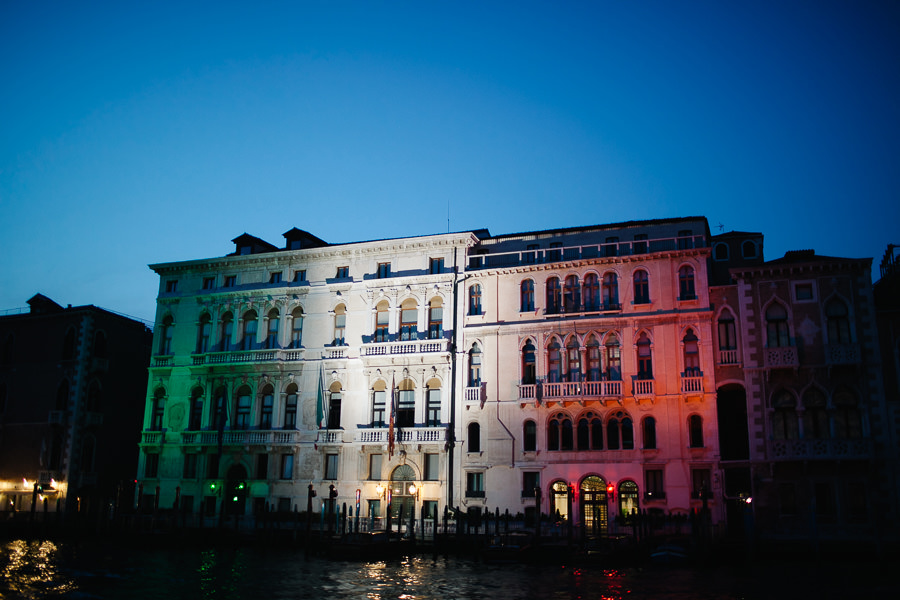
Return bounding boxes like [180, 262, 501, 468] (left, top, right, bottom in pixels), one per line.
[232, 496, 238, 502]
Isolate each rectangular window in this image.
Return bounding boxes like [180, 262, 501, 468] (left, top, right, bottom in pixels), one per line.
[524, 244, 539, 264]
[400, 306, 417, 340]
[206, 454, 219, 479]
[165, 280, 178, 293]
[604, 237, 619, 257]
[634, 233, 649, 254]
[429, 257, 444, 274]
[202, 277, 215, 290]
[325, 453, 339, 480]
[144, 453, 159, 478]
[284, 393, 297, 429]
[182, 454, 198, 479]
[466, 472, 485, 497]
[794, 282, 815, 302]
[334, 312, 346, 345]
[335, 266, 349, 279]
[377, 262, 391, 278]
[522, 471, 540, 497]
[236, 394, 251, 429]
[677, 230, 693, 250]
[424, 453, 439, 481]
[269, 271, 282, 284]
[372, 390, 386, 426]
[280, 454, 293, 480]
[260, 394, 274, 428]
[224, 275, 237, 288]
[547, 242, 563, 262]
[645, 469, 665, 499]
[422, 500, 439, 520]
[426, 389, 441, 426]
[397, 390, 415, 427]
[691, 468, 711, 499]
[428, 306, 443, 339]
[255, 453, 268, 479]
[293, 270, 306, 283]
[368, 454, 382, 480]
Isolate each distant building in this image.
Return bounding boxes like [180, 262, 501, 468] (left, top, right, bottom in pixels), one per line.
[0, 295, 152, 519]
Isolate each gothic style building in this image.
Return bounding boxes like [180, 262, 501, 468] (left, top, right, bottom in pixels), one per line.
[137, 218, 894, 544]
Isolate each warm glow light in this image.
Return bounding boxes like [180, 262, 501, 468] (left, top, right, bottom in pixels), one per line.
[408, 484, 417, 495]
[375, 484, 384, 496]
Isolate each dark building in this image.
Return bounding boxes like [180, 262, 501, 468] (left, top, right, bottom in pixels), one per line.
[0, 294, 152, 520]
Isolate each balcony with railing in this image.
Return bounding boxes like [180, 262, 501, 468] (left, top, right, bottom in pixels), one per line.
[518, 380, 623, 403]
[152, 355, 173, 367]
[768, 437, 872, 461]
[467, 234, 707, 271]
[633, 378, 655, 397]
[363, 338, 449, 356]
[718, 349, 739, 366]
[355, 427, 447, 444]
[764, 346, 799, 369]
[825, 343, 861, 366]
[681, 372, 704, 394]
[141, 431, 164, 445]
[179, 429, 303, 447]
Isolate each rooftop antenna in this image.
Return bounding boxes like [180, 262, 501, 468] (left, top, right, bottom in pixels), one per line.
[717, 223, 724, 232]
[447, 198, 451, 233]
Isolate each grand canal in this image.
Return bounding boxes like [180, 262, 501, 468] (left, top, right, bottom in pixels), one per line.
[1, 537, 897, 599]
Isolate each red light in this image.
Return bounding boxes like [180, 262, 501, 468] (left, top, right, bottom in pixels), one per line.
[607, 484, 614, 494]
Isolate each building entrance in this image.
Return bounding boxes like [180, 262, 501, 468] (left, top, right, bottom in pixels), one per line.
[581, 476, 608, 536]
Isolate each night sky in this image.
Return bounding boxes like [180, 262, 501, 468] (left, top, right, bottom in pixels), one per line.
[2, 1, 898, 323]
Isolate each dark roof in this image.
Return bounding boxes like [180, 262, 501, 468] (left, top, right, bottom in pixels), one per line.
[710, 230, 763, 239]
[282, 228, 329, 249]
[27, 293, 64, 314]
[479, 216, 710, 241]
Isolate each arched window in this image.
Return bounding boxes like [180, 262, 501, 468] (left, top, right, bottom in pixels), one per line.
[212, 386, 227, 429]
[581, 273, 599, 311]
[468, 422, 481, 453]
[602, 272, 619, 309]
[548, 413, 573, 451]
[426, 379, 442, 426]
[718, 312, 736, 351]
[284, 383, 298, 429]
[219, 312, 234, 351]
[678, 266, 696, 300]
[151, 387, 166, 431]
[683, 329, 700, 376]
[374, 301, 390, 342]
[604, 334, 621, 381]
[159, 316, 174, 355]
[619, 480, 640, 520]
[520, 280, 535, 312]
[766, 303, 790, 348]
[607, 415, 621, 450]
[577, 412, 603, 451]
[521, 339, 536, 385]
[290, 307, 304, 348]
[547, 338, 562, 383]
[236, 385, 252, 429]
[400, 298, 418, 341]
[826, 299, 851, 344]
[196, 314, 211, 353]
[546, 277, 561, 314]
[742, 240, 757, 258]
[468, 344, 482, 387]
[397, 379, 415, 427]
[371, 380, 386, 427]
[92, 331, 107, 358]
[189, 387, 204, 431]
[428, 297, 443, 339]
[803, 388, 828, 439]
[636, 332, 653, 380]
[642, 416, 657, 449]
[265, 309, 280, 349]
[714, 243, 729, 261]
[469, 284, 482, 316]
[260, 384, 275, 429]
[241, 310, 258, 351]
[633, 270, 650, 304]
[834, 387, 862, 439]
[523, 420, 537, 451]
[565, 336, 581, 382]
[328, 382, 342, 429]
[564, 275, 581, 313]
[772, 390, 799, 440]
[585, 335, 601, 381]
[688, 414, 703, 447]
[333, 304, 346, 345]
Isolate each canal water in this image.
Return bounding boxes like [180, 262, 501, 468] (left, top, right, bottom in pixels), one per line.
[1, 538, 897, 599]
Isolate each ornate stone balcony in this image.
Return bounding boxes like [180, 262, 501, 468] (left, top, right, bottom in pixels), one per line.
[825, 343, 861, 366]
[718, 349, 739, 365]
[518, 381, 623, 403]
[768, 437, 872, 460]
[681, 373, 704, 394]
[764, 346, 798, 369]
[355, 427, 447, 444]
[178, 429, 302, 447]
[633, 378, 654, 396]
[363, 339, 448, 356]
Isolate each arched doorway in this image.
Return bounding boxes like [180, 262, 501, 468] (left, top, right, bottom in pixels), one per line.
[618, 481, 639, 522]
[225, 464, 248, 516]
[550, 481, 570, 521]
[389, 465, 416, 526]
[718, 384, 752, 538]
[580, 476, 608, 537]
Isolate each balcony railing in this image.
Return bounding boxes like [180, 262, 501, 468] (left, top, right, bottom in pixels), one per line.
[363, 339, 449, 356]
[179, 429, 302, 446]
[768, 437, 871, 461]
[518, 381, 623, 402]
[633, 379, 654, 396]
[355, 427, 447, 444]
[465, 386, 483, 402]
[467, 234, 707, 270]
[825, 343, 860, 366]
[764, 346, 799, 369]
[152, 356, 172, 367]
[718, 349, 739, 365]
[141, 431, 164, 445]
[681, 374, 704, 394]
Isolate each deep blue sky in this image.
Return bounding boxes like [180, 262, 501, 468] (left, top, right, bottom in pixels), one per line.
[2, 1, 898, 323]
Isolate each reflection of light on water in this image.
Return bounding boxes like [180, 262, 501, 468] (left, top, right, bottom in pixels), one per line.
[1, 540, 76, 598]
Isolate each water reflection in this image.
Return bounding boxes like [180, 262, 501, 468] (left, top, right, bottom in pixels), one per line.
[1, 540, 75, 599]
